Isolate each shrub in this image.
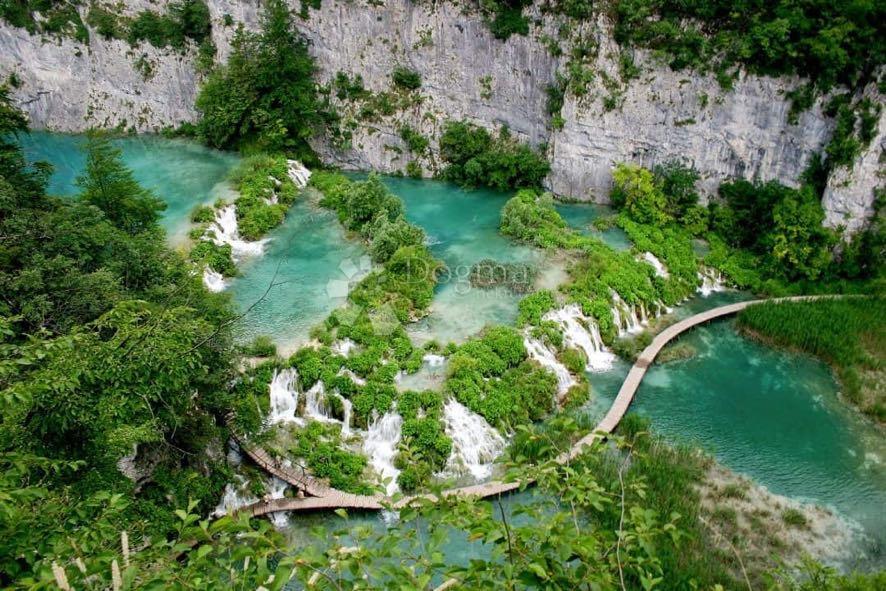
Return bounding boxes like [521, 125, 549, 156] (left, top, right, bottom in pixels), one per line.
[242, 335, 277, 357]
[190, 240, 237, 277]
[399, 125, 429, 154]
[391, 66, 422, 90]
[190, 204, 215, 223]
[439, 121, 549, 191]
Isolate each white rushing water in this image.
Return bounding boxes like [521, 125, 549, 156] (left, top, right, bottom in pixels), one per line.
[697, 267, 729, 296]
[441, 399, 505, 480]
[287, 159, 311, 188]
[337, 394, 353, 437]
[331, 338, 357, 357]
[213, 474, 258, 517]
[268, 368, 301, 425]
[523, 334, 576, 398]
[202, 267, 227, 292]
[543, 304, 616, 372]
[423, 353, 446, 367]
[337, 367, 367, 386]
[611, 292, 646, 335]
[207, 205, 267, 260]
[363, 412, 403, 495]
[266, 477, 290, 529]
[640, 252, 670, 278]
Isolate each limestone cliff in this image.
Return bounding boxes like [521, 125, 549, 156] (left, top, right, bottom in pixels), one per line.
[0, 0, 881, 231]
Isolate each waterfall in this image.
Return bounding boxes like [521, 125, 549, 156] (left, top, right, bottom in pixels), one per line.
[610, 292, 645, 335]
[523, 334, 576, 398]
[338, 394, 353, 437]
[543, 304, 615, 372]
[207, 205, 267, 260]
[202, 267, 226, 292]
[213, 474, 258, 517]
[423, 353, 446, 367]
[363, 412, 403, 495]
[697, 267, 728, 296]
[337, 367, 367, 386]
[441, 399, 505, 480]
[268, 368, 301, 425]
[287, 159, 311, 188]
[303, 381, 333, 422]
[640, 252, 670, 278]
[266, 477, 290, 529]
[331, 338, 357, 357]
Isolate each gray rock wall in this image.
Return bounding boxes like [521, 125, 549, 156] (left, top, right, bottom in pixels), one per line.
[0, 0, 880, 231]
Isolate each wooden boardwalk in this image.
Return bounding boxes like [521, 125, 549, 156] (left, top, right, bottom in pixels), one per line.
[240, 296, 824, 516]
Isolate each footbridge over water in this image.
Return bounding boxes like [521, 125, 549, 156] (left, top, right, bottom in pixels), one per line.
[238, 296, 835, 516]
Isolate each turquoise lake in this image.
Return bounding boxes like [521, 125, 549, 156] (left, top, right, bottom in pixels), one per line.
[20, 132, 885, 569]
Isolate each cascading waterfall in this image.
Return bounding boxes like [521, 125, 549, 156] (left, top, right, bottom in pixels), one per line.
[363, 412, 403, 495]
[441, 399, 505, 480]
[202, 267, 226, 293]
[640, 252, 670, 278]
[213, 474, 258, 517]
[423, 353, 446, 367]
[523, 334, 576, 398]
[303, 381, 332, 422]
[208, 205, 267, 259]
[266, 477, 290, 529]
[697, 267, 728, 296]
[287, 159, 311, 188]
[331, 338, 357, 357]
[610, 292, 645, 335]
[337, 367, 367, 386]
[338, 394, 353, 437]
[543, 304, 615, 372]
[268, 368, 301, 425]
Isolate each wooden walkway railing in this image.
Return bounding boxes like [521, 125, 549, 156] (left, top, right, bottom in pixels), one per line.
[238, 295, 835, 516]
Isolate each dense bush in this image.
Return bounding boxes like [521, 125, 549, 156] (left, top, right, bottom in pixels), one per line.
[189, 240, 237, 277]
[289, 422, 372, 493]
[1, 0, 88, 43]
[612, 0, 883, 94]
[391, 66, 422, 90]
[395, 389, 452, 491]
[438, 120, 550, 191]
[196, 0, 324, 159]
[443, 326, 557, 429]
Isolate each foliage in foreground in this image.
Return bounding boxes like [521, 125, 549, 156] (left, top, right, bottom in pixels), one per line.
[0, 91, 239, 585]
[24, 416, 886, 590]
[737, 297, 886, 422]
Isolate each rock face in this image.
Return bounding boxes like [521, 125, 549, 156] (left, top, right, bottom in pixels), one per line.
[0, 0, 881, 231]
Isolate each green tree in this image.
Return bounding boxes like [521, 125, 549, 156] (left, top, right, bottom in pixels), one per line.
[611, 162, 670, 225]
[195, 0, 324, 159]
[764, 186, 836, 280]
[76, 134, 166, 234]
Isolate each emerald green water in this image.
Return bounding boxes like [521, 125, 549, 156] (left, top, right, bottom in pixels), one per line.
[555, 201, 632, 251]
[17, 131, 240, 243]
[22, 133, 885, 568]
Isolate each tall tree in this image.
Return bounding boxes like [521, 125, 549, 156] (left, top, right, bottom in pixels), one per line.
[76, 134, 166, 234]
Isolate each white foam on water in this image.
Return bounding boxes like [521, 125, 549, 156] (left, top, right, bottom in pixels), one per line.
[213, 474, 258, 517]
[641, 252, 670, 278]
[202, 267, 227, 292]
[422, 353, 446, 366]
[363, 412, 403, 495]
[441, 399, 505, 480]
[611, 292, 645, 335]
[523, 334, 576, 398]
[266, 477, 290, 529]
[268, 368, 301, 425]
[543, 304, 616, 372]
[337, 367, 367, 386]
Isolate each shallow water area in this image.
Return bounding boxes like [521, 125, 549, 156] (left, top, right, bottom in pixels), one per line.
[583, 293, 885, 569]
[18, 131, 240, 244]
[555, 201, 632, 250]
[226, 196, 368, 352]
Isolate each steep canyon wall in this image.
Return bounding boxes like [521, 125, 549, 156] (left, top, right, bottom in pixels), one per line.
[0, 0, 880, 231]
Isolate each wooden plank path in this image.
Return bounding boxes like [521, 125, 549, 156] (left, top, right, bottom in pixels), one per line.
[239, 295, 832, 517]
